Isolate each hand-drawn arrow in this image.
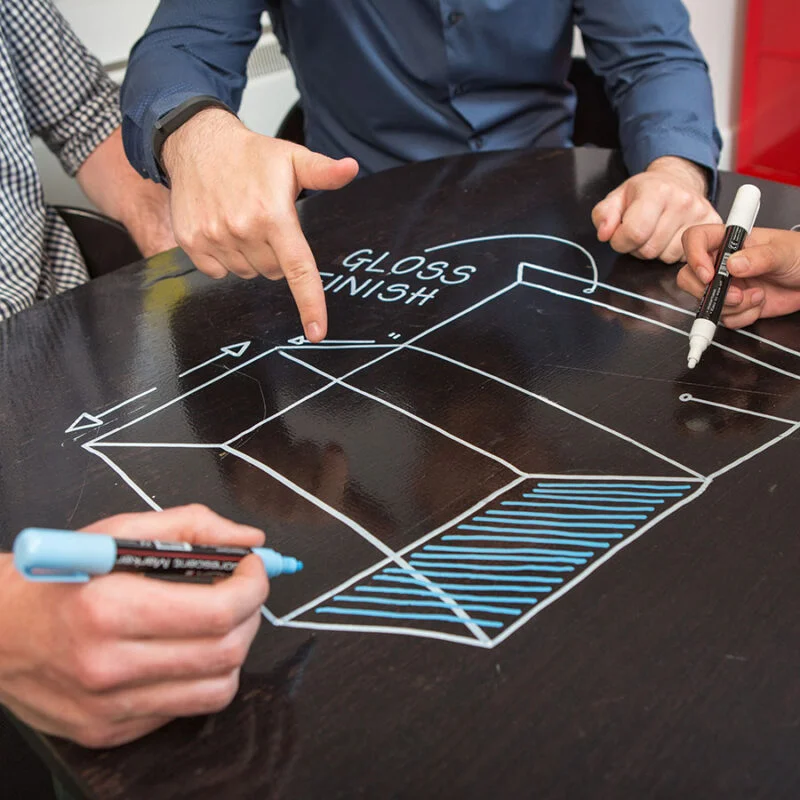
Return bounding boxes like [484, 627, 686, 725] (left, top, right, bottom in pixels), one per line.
[178, 341, 253, 378]
[285, 337, 376, 346]
[65, 342, 253, 434]
[65, 413, 104, 433]
[65, 387, 159, 434]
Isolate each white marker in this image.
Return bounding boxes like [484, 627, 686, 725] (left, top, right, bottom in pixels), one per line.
[687, 184, 761, 369]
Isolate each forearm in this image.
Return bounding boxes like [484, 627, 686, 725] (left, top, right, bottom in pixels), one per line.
[121, 0, 263, 182]
[77, 127, 176, 257]
[578, 0, 722, 179]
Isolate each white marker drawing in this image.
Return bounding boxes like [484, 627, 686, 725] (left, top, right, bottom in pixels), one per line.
[71, 233, 800, 648]
[64, 387, 158, 433]
[178, 340, 252, 377]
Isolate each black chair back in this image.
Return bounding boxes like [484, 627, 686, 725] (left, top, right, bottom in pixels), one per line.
[55, 206, 142, 279]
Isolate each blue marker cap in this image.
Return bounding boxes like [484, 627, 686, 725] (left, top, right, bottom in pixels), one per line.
[253, 547, 304, 578]
[14, 529, 116, 582]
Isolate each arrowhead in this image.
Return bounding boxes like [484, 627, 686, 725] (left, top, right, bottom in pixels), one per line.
[287, 336, 307, 346]
[65, 413, 103, 433]
[220, 341, 252, 358]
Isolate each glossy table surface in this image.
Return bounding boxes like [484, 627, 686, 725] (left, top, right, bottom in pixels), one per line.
[3, 148, 800, 799]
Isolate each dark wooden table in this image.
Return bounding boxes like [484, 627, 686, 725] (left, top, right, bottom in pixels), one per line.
[3, 148, 800, 799]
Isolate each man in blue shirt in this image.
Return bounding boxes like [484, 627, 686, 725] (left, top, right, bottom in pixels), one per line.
[122, 0, 723, 344]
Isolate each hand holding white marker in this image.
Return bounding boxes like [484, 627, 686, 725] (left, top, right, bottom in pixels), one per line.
[686, 184, 761, 368]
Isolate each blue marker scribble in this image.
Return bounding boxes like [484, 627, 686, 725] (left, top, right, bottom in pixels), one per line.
[313, 478, 696, 640]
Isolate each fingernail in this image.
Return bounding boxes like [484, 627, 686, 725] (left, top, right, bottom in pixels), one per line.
[698, 267, 712, 282]
[751, 289, 765, 305]
[307, 322, 322, 341]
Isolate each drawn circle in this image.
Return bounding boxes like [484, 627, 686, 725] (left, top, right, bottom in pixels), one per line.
[679, 393, 693, 402]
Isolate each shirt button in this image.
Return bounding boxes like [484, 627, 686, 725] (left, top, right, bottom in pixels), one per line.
[473, 136, 485, 149]
[448, 11, 464, 25]
[451, 84, 465, 96]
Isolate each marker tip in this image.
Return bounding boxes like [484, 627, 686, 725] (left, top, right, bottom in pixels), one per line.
[687, 358, 697, 369]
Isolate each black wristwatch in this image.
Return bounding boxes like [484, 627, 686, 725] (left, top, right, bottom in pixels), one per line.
[152, 95, 234, 184]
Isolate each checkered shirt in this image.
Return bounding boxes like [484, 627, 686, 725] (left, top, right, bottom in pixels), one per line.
[0, 0, 122, 321]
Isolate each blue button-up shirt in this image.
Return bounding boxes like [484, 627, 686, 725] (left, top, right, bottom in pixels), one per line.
[122, 0, 721, 184]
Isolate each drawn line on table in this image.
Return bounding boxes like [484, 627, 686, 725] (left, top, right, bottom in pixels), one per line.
[423, 234, 600, 293]
[267, 617, 492, 648]
[331, 596, 522, 615]
[314, 608, 504, 628]
[99, 387, 157, 417]
[505, 496, 665, 505]
[407, 560, 574, 572]
[414, 549, 588, 564]
[279, 476, 529, 625]
[495, 502, 656, 512]
[482, 510, 647, 520]
[90, 442, 223, 449]
[521, 474, 703, 484]
[519, 279, 800, 382]
[222, 444, 491, 643]
[516, 260, 800, 362]
[470, 516, 636, 528]
[279, 350, 524, 476]
[488, 480, 710, 647]
[83, 445, 162, 512]
[372, 575, 554, 593]
[707, 422, 800, 481]
[678, 393, 800, 425]
[354, 587, 540, 604]
[407, 345, 702, 479]
[534, 482, 694, 490]
[382, 567, 563, 585]
[86, 347, 280, 445]
[443, 534, 609, 548]
[224, 379, 339, 445]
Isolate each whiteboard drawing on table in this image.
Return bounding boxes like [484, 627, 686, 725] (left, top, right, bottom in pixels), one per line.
[69, 232, 800, 648]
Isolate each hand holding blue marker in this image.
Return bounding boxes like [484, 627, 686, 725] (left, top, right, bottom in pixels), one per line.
[13, 528, 303, 583]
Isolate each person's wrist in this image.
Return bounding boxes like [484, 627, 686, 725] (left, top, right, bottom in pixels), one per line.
[646, 155, 709, 197]
[161, 107, 243, 183]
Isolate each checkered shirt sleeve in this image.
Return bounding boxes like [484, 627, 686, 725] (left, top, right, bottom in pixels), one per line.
[0, 0, 122, 320]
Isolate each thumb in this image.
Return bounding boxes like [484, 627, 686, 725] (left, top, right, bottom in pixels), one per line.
[727, 241, 797, 280]
[592, 187, 626, 242]
[231, 552, 270, 606]
[293, 150, 360, 192]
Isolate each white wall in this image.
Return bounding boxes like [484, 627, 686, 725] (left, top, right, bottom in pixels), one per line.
[683, 0, 747, 170]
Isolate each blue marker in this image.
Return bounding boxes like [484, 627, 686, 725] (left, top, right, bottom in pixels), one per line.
[13, 528, 303, 583]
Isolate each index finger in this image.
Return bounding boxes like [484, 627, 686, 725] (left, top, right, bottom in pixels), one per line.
[267, 210, 328, 342]
[681, 224, 726, 279]
[86, 552, 268, 640]
[81, 505, 266, 549]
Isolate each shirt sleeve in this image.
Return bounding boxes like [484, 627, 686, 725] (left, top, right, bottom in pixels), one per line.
[121, 0, 265, 183]
[2, 0, 121, 177]
[575, 0, 722, 190]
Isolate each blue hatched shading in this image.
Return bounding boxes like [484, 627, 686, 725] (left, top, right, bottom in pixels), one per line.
[313, 479, 697, 639]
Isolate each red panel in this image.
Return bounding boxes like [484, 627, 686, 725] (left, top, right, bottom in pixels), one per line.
[737, 0, 800, 186]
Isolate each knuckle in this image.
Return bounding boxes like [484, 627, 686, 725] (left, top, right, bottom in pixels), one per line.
[207, 602, 237, 636]
[74, 653, 118, 693]
[636, 241, 660, 261]
[283, 259, 315, 284]
[185, 503, 213, 524]
[206, 671, 241, 712]
[75, 590, 113, 636]
[72, 724, 118, 750]
[225, 214, 255, 241]
[213, 636, 249, 673]
[622, 224, 650, 248]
